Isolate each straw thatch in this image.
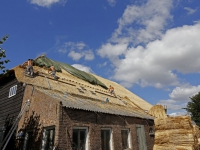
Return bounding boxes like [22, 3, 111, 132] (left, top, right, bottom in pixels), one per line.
[153, 144, 195, 150]
[153, 116, 199, 150]
[12, 63, 153, 118]
[155, 116, 193, 130]
[155, 129, 194, 145]
[148, 105, 167, 118]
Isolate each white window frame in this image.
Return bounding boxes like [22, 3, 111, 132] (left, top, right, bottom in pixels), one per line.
[101, 128, 113, 150]
[8, 85, 17, 98]
[73, 127, 89, 150]
[121, 129, 132, 149]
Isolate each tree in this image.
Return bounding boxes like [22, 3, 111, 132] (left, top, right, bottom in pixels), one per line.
[185, 92, 200, 126]
[0, 35, 10, 76]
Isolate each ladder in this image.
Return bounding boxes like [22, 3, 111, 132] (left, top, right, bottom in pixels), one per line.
[0, 100, 31, 150]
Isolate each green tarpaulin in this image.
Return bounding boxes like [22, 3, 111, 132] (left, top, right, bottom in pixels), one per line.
[34, 56, 108, 89]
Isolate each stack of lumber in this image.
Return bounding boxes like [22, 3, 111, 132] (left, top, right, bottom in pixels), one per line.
[149, 105, 199, 150]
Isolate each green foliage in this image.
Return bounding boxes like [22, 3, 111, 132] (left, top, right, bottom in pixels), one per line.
[185, 92, 200, 126]
[0, 35, 10, 76]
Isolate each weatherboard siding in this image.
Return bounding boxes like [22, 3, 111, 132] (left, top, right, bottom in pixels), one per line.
[0, 76, 24, 150]
[0, 77, 24, 127]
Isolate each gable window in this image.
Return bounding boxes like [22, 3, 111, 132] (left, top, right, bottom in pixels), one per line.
[72, 127, 88, 150]
[101, 128, 113, 150]
[8, 85, 17, 98]
[41, 126, 55, 150]
[121, 129, 131, 149]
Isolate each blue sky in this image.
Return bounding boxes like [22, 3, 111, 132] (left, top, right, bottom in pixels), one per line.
[1, 0, 200, 115]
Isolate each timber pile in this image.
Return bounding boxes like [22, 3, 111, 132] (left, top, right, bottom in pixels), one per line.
[150, 105, 199, 150]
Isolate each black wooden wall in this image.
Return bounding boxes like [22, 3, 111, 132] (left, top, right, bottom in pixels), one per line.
[0, 72, 24, 149]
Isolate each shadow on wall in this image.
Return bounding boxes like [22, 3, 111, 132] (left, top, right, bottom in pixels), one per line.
[16, 111, 43, 150]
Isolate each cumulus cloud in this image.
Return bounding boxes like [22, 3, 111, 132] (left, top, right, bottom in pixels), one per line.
[29, 0, 67, 7]
[97, 0, 200, 88]
[72, 64, 94, 73]
[169, 84, 200, 101]
[57, 41, 94, 61]
[107, 0, 116, 7]
[68, 51, 83, 61]
[157, 84, 200, 114]
[184, 7, 197, 15]
[110, 0, 173, 44]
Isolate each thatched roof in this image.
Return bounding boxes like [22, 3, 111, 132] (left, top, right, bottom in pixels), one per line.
[9, 57, 153, 119]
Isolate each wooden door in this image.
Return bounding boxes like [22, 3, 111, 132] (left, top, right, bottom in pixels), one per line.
[136, 125, 147, 150]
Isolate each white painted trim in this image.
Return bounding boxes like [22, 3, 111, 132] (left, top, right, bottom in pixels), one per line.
[73, 126, 89, 150]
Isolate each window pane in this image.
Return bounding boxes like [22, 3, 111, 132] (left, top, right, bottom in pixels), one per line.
[42, 128, 55, 150]
[121, 130, 128, 149]
[0, 130, 5, 143]
[73, 129, 79, 149]
[101, 130, 110, 150]
[80, 130, 86, 150]
[23, 131, 33, 150]
[73, 129, 86, 150]
[8, 85, 17, 97]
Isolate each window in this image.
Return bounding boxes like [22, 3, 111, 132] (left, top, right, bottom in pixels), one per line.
[41, 126, 55, 150]
[121, 129, 131, 149]
[101, 129, 113, 150]
[0, 127, 6, 144]
[8, 85, 17, 98]
[72, 127, 88, 150]
[23, 131, 34, 150]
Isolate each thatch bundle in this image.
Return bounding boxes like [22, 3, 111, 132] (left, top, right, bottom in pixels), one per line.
[148, 105, 167, 118]
[153, 116, 199, 150]
[155, 129, 194, 145]
[155, 116, 193, 130]
[154, 144, 195, 150]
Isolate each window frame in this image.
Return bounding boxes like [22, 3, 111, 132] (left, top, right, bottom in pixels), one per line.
[72, 126, 89, 150]
[8, 85, 17, 98]
[121, 129, 132, 149]
[101, 128, 113, 150]
[41, 126, 55, 150]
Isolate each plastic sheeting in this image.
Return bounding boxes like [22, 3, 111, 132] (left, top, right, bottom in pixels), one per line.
[34, 56, 108, 89]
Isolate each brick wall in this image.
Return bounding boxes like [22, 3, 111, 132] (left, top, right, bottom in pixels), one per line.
[17, 85, 154, 150]
[17, 85, 61, 149]
[58, 107, 154, 150]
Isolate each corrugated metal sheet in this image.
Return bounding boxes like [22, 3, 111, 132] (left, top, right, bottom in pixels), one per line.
[37, 87, 154, 120]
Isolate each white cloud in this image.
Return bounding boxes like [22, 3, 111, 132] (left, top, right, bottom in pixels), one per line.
[157, 99, 187, 110]
[169, 84, 200, 101]
[110, 0, 173, 44]
[68, 51, 83, 61]
[57, 41, 94, 61]
[84, 50, 94, 60]
[107, 0, 116, 7]
[184, 7, 197, 15]
[29, 0, 67, 7]
[157, 84, 200, 114]
[169, 111, 188, 116]
[68, 50, 94, 61]
[97, 0, 200, 89]
[72, 64, 94, 73]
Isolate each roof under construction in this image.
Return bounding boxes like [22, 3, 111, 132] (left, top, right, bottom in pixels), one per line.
[10, 56, 154, 119]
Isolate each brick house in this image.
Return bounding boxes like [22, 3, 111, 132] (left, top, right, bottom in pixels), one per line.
[0, 56, 154, 150]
